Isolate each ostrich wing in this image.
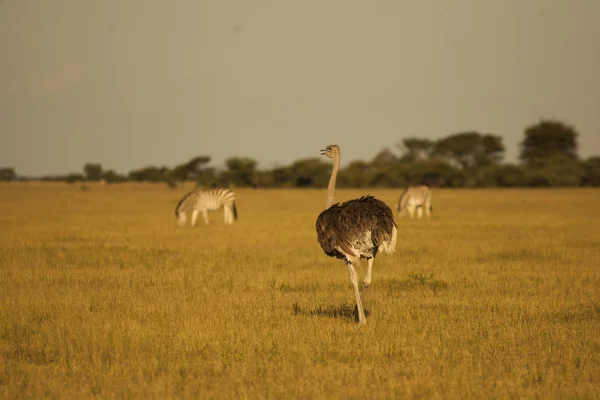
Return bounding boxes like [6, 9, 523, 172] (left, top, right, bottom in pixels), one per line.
[316, 213, 356, 258]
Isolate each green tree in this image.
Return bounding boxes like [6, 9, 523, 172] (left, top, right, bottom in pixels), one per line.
[519, 119, 579, 164]
[195, 167, 217, 187]
[397, 138, 434, 162]
[475, 164, 524, 187]
[338, 160, 376, 188]
[287, 158, 330, 188]
[369, 165, 407, 187]
[170, 156, 211, 182]
[83, 163, 103, 181]
[128, 166, 170, 182]
[371, 148, 397, 167]
[523, 155, 585, 187]
[479, 134, 506, 166]
[221, 157, 258, 187]
[404, 160, 466, 188]
[66, 173, 85, 184]
[253, 169, 275, 188]
[101, 169, 126, 183]
[0, 167, 17, 181]
[271, 165, 293, 187]
[582, 156, 600, 186]
[433, 132, 505, 170]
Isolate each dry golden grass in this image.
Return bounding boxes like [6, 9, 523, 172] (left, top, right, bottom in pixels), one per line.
[1, 182, 599, 399]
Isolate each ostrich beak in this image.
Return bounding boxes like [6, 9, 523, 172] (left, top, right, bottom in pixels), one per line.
[320, 149, 328, 155]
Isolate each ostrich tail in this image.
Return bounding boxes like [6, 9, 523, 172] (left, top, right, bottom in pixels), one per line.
[380, 226, 397, 254]
[232, 202, 238, 221]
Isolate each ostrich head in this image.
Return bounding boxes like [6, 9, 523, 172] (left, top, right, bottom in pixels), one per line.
[320, 145, 340, 159]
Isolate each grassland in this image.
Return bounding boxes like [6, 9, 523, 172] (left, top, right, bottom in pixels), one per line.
[0, 183, 599, 399]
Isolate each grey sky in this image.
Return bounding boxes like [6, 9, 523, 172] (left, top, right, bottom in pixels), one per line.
[1, 0, 599, 176]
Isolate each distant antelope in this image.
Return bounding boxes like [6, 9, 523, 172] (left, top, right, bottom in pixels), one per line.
[316, 145, 397, 325]
[175, 188, 238, 226]
[396, 184, 432, 219]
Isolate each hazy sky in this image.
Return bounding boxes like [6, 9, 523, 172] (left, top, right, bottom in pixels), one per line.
[1, 0, 599, 176]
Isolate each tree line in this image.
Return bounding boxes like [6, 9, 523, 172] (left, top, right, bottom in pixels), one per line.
[2, 119, 600, 188]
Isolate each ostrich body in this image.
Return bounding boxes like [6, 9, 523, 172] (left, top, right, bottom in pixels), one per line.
[316, 145, 397, 325]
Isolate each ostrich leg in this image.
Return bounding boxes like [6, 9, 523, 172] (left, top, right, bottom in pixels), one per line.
[347, 261, 367, 325]
[362, 257, 374, 300]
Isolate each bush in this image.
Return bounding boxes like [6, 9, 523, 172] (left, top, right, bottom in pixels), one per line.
[128, 166, 170, 182]
[338, 161, 376, 188]
[523, 155, 585, 187]
[101, 170, 127, 183]
[0, 167, 17, 182]
[476, 164, 524, 187]
[582, 157, 600, 186]
[66, 173, 85, 184]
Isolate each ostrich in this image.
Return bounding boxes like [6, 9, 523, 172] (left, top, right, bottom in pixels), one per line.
[316, 145, 397, 325]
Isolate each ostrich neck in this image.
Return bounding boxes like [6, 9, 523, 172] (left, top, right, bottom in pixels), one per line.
[326, 153, 340, 209]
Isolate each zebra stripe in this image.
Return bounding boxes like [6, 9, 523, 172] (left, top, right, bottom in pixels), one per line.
[396, 184, 432, 219]
[175, 187, 238, 226]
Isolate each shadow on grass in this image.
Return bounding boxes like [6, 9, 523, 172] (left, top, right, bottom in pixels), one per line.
[380, 272, 448, 294]
[292, 302, 369, 323]
[548, 300, 600, 323]
[3, 348, 60, 365]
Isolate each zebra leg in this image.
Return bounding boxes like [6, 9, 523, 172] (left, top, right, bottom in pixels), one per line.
[191, 210, 199, 227]
[227, 205, 234, 224]
[425, 201, 432, 218]
[407, 204, 415, 219]
[417, 207, 423, 219]
[347, 261, 367, 325]
[224, 205, 231, 224]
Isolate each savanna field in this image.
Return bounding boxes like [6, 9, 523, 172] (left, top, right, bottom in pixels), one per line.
[0, 183, 599, 399]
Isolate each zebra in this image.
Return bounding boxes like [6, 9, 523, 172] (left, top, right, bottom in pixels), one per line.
[175, 188, 238, 226]
[396, 184, 432, 219]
